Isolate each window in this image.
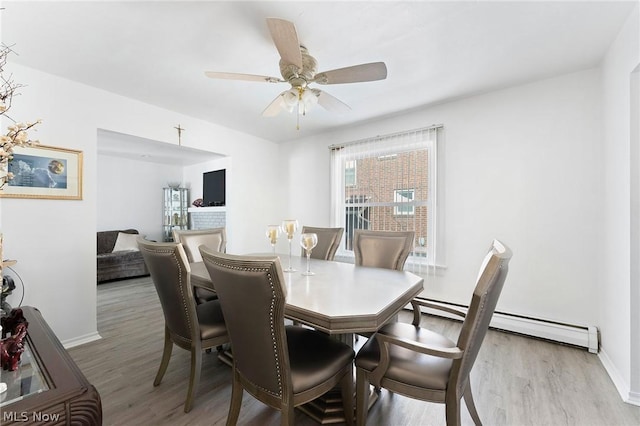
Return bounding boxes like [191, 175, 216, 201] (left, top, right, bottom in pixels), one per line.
[330, 126, 441, 268]
[345, 160, 357, 187]
[394, 189, 415, 215]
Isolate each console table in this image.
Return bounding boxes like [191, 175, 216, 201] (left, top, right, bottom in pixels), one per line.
[0, 306, 102, 425]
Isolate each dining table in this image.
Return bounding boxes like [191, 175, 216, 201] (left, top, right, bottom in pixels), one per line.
[191, 254, 424, 338]
[190, 253, 425, 423]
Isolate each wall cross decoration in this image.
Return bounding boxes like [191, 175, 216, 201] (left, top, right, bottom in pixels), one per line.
[174, 124, 185, 146]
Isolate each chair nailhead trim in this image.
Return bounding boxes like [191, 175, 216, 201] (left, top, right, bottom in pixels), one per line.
[173, 252, 193, 337]
[142, 245, 194, 338]
[208, 258, 283, 397]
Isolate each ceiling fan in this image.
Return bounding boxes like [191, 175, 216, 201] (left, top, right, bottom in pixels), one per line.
[205, 18, 387, 124]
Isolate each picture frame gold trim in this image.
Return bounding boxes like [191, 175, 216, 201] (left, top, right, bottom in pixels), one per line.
[0, 144, 83, 200]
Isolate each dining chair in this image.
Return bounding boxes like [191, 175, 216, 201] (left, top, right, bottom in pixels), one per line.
[352, 229, 415, 339]
[354, 239, 513, 426]
[299, 226, 344, 260]
[352, 229, 415, 271]
[137, 237, 229, 413]
[199, 248, 355, 426]
[172, 227, 226, 304]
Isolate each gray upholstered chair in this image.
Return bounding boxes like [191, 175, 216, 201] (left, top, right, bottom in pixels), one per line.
[137, 237, 229, 413]
[352, 229, 415, 339]
[299, 226, 344, 261]
[354, 239, 513, 426]
[200, 248, 355, 426]
[353, 229, 415, 271]
[172, 227, 226, 304]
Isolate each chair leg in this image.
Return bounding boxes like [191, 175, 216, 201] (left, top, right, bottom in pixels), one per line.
[226, 368, 243, 426]
[355, 367, 370, 426]
[463, 383, 482, 426]
[153, 327, 173, 386]
[184, 348, 202, 413]
[340, 365, 354, 426]
[281, 403, 295, 426]
[411, 300, 422, 326]
[445, 396, 461, 426]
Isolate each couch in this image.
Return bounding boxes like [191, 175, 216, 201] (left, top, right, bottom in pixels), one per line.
[97, 229, 149, 283]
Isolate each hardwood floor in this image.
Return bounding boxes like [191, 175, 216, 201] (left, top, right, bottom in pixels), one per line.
[68, 277, 640, 426]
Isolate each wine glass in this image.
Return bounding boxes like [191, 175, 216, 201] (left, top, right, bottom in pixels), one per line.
[281, 219, 298, 272]
[265, 225, 280, 254]
[299, 233, 318, 276]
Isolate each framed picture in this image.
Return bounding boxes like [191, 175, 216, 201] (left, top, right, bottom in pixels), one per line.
[0, 144, 83, 200]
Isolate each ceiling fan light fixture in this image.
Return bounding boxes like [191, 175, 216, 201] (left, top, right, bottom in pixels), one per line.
[278, 87, 318, 116]
[299, 88, 318, 115]
[282, 89, 299, 109]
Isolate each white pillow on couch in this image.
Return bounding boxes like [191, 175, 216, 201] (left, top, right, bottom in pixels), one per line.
[112, 232, 141, 252]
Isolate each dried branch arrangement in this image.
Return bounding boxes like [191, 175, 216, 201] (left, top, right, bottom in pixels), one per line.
[0, 44, 41, 189]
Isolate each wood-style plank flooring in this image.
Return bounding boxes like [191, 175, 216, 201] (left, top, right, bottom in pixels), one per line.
[68, 277, 640, 426]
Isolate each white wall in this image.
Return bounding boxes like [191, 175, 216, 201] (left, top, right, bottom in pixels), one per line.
[600, 3, 640, 405]
[280, 68, 603, 328]
[97, 153, 183, 242]
[0, 64, 279, 344]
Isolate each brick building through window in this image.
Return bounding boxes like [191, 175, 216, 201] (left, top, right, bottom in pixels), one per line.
[343, 150, 428, 251]
[330, 126, 440, 266]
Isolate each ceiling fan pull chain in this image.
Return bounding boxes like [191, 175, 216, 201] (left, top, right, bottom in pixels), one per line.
[297, 87, 304, 130]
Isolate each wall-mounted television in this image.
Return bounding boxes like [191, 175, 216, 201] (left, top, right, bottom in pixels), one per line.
[203, 169, 225, 206]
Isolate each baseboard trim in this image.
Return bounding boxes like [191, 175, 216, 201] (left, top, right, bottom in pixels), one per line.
[411, 298, 599, 353]
[62, 331, 102, 349]
[628, 391, 640, 407]
[598, 348, 640, 406]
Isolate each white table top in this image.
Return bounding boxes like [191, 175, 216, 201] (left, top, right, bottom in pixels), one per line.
[190, 254, 424, 335]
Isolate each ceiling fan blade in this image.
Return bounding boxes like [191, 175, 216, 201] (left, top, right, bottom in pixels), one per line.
[205, 71, 284, 83]
[266, 17, 303, 70]
[262, 91, 288, 117]
[313, 62, 387, 85]
[313, 89, 351, 113]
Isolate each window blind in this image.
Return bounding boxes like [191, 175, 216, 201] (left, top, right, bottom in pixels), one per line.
[330, 125, 441, 273]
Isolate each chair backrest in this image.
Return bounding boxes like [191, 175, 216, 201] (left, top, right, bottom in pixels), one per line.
[172, 227, 226, 263]
[200, 249, 291, 399]
[353, 230, 415, 271]
[451, 239, 513, 395]
[300, 226, 344, 260]
[137, 237, 198, 344]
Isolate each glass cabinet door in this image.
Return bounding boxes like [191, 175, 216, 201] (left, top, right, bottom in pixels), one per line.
[163, 187, 189, 241]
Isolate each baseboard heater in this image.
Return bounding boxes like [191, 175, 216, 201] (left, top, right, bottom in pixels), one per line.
[410, 297, 599, 354]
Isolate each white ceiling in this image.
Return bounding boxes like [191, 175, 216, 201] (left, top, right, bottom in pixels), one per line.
[1, 1, 636, 147]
